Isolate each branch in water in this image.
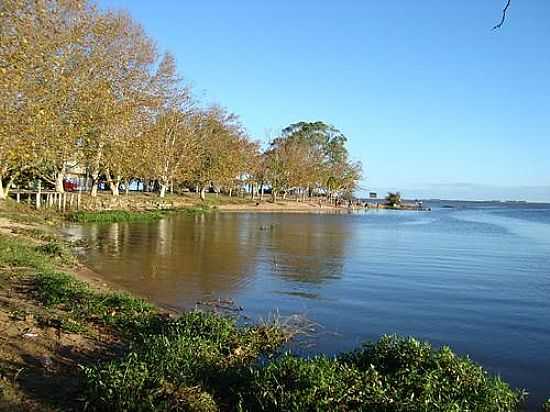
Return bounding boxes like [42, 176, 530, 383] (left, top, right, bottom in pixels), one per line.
[493, 0, 511, 30]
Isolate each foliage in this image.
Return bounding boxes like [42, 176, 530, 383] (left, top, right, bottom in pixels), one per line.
[242, 336, 525, 412]
[265, 121, 361, 202]
[385, 192, 402, 207]
[0, 1, 361, 202]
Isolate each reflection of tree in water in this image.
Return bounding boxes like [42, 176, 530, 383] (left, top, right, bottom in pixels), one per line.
[67, 213, 354, 308]
[261, 215, 352, 284]
[70, 213, 261, 307]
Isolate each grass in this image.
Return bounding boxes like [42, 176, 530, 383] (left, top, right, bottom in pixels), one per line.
[66, 209, 170, 223]
[0, 199, 60, 225]
[0, 232, 535, 411]
[66, 205, 212, 224]
[242, 337, 525, 411]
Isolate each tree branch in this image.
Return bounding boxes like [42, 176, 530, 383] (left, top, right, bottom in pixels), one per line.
[492, 0, 511, 30]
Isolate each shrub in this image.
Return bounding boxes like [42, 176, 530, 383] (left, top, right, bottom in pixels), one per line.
[241, 335, 524, 412]
[81, 311, 287, 411]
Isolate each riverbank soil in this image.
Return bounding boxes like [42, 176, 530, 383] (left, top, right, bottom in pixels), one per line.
[0, 202, 116, 410]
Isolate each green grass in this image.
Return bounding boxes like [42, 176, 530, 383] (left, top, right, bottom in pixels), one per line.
[0, 234, 532, 411]
[66, 210, 169, 223]
[242, 336, 525, 411]
[66, 205, 212, 224]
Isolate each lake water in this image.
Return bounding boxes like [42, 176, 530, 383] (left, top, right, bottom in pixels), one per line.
[64, 201, 550, 407]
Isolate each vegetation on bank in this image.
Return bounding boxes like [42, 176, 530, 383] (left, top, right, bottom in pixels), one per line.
[385, 192, 402, 208]
[0, 230, 532, 411]
[66, 205, 212, 224]
[67, 210, 169, 224]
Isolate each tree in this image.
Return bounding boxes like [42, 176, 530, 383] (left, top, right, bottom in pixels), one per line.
[80, 10, 157, 197]
[1, 0, 98, 192]
[266, 121, 362, 202]
[385, 192, 401, 207]
[192, 106, 247, 200]
[143, 53, 198, 198]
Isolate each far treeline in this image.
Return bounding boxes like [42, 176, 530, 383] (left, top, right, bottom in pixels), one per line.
[0, 0, 362, 202]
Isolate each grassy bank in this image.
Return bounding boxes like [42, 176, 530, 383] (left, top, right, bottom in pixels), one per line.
[66, 205, 212, 224]
[0, 230, 536, 411]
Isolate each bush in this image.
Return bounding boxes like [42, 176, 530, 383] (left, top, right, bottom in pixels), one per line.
[81, 311, 287, 411]
[241, 335, 524, 412]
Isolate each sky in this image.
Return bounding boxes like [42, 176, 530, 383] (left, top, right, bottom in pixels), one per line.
[98, 0, 550, 201]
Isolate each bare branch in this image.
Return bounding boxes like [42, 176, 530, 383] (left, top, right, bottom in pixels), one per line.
[493, 0, 512, 30]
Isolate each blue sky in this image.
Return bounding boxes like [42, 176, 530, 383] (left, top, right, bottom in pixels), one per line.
[99, 0, 550, 201]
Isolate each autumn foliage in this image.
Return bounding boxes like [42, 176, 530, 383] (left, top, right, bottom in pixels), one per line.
[0, 0, 361, 200]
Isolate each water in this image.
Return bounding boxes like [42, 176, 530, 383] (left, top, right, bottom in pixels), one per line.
[64, 202, 550, 406]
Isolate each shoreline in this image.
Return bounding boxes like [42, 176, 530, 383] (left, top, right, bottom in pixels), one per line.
[0, 201, 534, 411]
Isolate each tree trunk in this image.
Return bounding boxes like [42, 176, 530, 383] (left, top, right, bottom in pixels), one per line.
[55, 171, 65, 193]
[91, 180, 98, 197]
[159, 183, 167, 198]
[251, 183, 255, 200]
[228, 188, 232, 197]
[107, 173, 120, 196]
[260, 184, 264, 201]
[89, 146, 103, 197]
[200, 186, 207, 201]
[0, 177, 13, 200]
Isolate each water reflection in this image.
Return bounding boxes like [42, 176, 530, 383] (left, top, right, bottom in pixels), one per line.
[65, 212, 353, 308]
[261, 215, 351, 283]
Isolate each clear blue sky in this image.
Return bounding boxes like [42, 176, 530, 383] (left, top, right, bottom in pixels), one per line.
[99, 0, 550, 201]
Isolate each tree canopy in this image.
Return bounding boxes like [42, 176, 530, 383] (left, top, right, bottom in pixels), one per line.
[0, 0, 362, 202]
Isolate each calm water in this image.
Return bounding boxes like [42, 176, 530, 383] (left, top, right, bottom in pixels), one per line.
[64, 202, 550, 406]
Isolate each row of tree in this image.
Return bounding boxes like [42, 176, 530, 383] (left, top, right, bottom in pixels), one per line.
[0, 0, 361, 201]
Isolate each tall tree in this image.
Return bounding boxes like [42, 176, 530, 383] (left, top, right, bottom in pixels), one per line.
[144, 53, 197, 198]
